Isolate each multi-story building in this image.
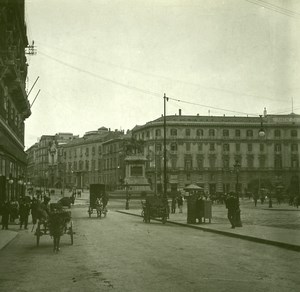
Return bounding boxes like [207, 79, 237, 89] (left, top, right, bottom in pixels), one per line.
[0, 0, 31, 202]
[26, 133, 76, 189]
[63, 127, 124, 190]
[132, 110, 300, 196]
[101, 132, 132, 190]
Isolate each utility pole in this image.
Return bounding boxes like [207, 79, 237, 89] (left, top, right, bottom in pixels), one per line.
[163, 93, 168, 199]
[154, 136, 157, 195]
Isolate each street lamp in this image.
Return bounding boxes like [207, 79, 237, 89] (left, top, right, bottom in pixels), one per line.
[258, 114, 265, 201]
[233, 159, 241, 196]
[7, 176, 14, 201]
[233, 159, 242, 227]
[18, 177, 24, 199]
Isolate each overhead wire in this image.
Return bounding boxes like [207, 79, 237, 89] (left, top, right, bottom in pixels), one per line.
[39, 50, 296, 118]
[258, 0, 300, 16]
[244, 0, 300, 19]
[39, 51, 161, 99]
[37, 42, 287, 104]
[167, 96, 260, 116]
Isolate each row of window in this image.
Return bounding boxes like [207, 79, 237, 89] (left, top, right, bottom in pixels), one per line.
[145, 128, 299, 138]
[172, 155, 299, 170]
[68, 157, 119, 172]
[66, 144, 121, 159]
[155, 142, 299, 152]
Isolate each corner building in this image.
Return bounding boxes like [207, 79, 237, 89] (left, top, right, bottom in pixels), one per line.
[0, 0, 31, 202]
[63, 128, 124, 190]
[132, 112, 300, 195]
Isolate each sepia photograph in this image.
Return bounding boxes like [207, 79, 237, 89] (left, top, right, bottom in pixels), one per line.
[0, 0, 300, 291]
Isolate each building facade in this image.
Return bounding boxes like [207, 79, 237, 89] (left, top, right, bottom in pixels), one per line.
[26, 133, 76, 190]
[132, 111, 300, 196]
[62, 128, 125, 190]
[0, 0, 31, 202]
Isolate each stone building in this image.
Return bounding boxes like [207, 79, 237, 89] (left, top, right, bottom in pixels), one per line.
[132, 111, 300, 196]
[26, 133, 76, 189]
[62, 128, 124, 190]
[0, 0, 31, 202]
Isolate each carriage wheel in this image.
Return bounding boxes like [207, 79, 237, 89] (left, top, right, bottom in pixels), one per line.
[70, 221, 74, 245]
[36, 222, 41, 247]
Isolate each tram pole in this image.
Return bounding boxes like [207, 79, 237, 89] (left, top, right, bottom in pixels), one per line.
[163, 93, 168, 199]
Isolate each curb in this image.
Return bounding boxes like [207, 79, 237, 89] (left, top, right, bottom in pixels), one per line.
[117, 210, 300, 252]
[0, 231, 18, 251]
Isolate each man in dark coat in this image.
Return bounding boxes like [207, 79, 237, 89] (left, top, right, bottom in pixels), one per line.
[195, 194, 204, 224]
[31, 197, 39, 225]
[225, 193, 239, 229]
[19, 199, 31, 229]
[177, 195, 183, 213]
[1, 201, 10, 230]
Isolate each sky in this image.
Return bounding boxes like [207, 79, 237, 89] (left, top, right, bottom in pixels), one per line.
[24, 0, 300, 148]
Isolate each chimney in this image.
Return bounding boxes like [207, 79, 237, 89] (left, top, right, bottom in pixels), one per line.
[179, 109, 182, 116]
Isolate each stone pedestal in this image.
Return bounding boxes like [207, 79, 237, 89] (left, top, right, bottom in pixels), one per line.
[124, 155, 151, 191]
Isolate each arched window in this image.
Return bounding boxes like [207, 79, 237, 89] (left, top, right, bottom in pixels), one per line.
[274, 129, 281, 137]
[196, 129, 203, 137]
[246, 130, 253, 137]
[223, 129, 229, 137]
[170, 129, 177, 136]
[171, 142, 177, 151]
[209, 129, 215, 137]
[291, 129, 298, 137]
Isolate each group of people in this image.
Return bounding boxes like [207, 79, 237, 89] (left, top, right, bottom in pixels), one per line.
[171, 194, 184, 214]
[0, 196, 50, 230]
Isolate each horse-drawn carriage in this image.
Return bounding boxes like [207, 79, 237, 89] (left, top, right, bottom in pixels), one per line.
[141, 196, 169, 224]
[88, 184, 108, 218]
[34, 202, 74, 251]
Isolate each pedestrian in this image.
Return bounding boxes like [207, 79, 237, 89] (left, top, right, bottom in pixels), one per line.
[48, 204, 70, 252]
[294, 196, 300, 209]
[225, 193, 239, 229]
[31, 197, 39, 225]
[9, 200, 19, 223]
[19, 199, 31, 229]
[171, 197, 176, 214]
[1, 201, 10, 230]
[195, 194, 204, 224]
[253, 193, 258, 207]
[177, 195, 183, 213]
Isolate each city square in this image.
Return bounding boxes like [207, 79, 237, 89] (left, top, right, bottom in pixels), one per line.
[1, 0, 300, 291]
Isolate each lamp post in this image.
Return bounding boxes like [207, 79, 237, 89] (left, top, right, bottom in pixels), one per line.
[233, 159, 242, 227]
[18, 177, 24, 199]
[8, 177, 14, 201]
[125, 182, 130, 210]
[258, 114, 265, 201]
[233, 160, 241, 197]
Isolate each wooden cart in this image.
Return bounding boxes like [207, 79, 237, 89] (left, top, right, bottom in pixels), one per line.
[141, 196, 169, 224]
[88, 184, 108, 218]
[34, 204, 73, 247]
